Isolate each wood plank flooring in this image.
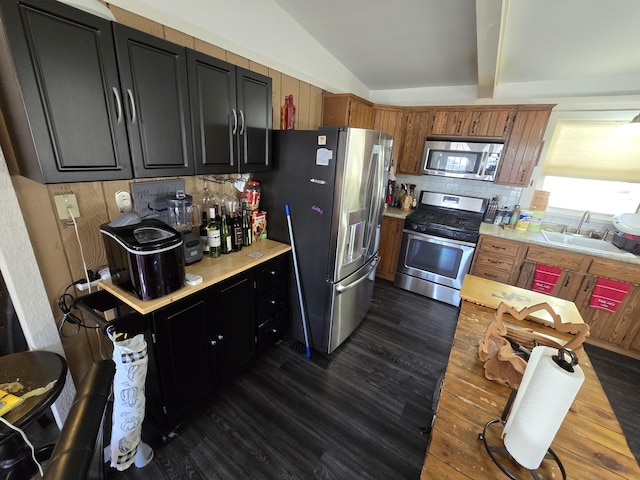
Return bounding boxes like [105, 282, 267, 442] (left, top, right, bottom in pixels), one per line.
[115, 280, 458, 479]
[28, 280, 640, 478]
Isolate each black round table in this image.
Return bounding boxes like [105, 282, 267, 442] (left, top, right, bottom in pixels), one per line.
[0, 350, 67, 478]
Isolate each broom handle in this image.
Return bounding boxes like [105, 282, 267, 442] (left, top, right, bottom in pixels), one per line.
[285, 204, 311, 358]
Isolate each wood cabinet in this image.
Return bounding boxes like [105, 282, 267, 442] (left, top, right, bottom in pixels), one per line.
[321, 93, 374, 129]
[428, 107, 515, 140]
[113, 24, 195, 178]
[429, 109, 472, 137]
[469, 236, 526, 285]
[470, 234, 640, 357]
[396, 110, 432, 174]
[373, 106, 405, 169]
[468, 108, 516, 138]
[187, 50, 272, 175]
[495, 105, 553, 186]
[572, 259, 640, 354]
[516, 245, 590, 301]
[377, 216, 404, 281]
[0, 0, 133, 183]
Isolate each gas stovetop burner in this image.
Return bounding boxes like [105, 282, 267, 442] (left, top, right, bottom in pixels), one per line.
[404, 191, 487, 243]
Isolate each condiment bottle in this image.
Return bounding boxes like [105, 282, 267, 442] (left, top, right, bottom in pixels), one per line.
[508, 205, 521, 229]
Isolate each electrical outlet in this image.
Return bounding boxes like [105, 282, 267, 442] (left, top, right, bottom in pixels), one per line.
[115, 190, 133, 212]
[54, 194, 80, 220]
[75, 279, 100, 291]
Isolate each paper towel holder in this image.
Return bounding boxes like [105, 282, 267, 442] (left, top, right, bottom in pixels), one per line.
[478, 388, 567, 479]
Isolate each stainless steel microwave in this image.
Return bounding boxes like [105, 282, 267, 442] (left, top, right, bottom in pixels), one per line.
[421, 139, 503, 181]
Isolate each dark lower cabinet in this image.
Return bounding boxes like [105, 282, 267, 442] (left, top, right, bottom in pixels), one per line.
[143, 254, 287, 440]
[149, 293, 211, 434]
[255, 254, 289, 352]
[206, 270, 256, 386]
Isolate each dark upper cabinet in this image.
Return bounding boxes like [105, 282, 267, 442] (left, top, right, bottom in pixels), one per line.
[235, 67, 272, 172]
[113, 24, 194, 178]
[187, 49, 272, 174]
[0, 0, 133, 183]
[0, 0, 272, 183]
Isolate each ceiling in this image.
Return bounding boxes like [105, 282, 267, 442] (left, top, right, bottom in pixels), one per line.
[272, 0, 640, 103]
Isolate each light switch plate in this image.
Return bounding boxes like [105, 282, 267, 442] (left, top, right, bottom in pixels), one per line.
[54, 194, 80, 219]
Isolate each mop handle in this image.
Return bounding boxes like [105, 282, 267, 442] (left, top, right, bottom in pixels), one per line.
[285, 204, 311, 358]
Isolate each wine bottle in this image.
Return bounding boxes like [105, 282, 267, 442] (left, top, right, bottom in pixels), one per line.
[220, 206, 232, 254]
[242, 201, 252, 246]
[207, 207, 221, 258]
[231, 211, 243, 252]
[200, 211, 209, 255]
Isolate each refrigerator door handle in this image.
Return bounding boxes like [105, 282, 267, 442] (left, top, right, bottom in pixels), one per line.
[364, 145, 384, 254]
[335, 257, 379, 294]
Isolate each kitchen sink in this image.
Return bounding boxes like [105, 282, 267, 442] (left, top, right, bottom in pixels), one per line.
[540, 230, 633, 255]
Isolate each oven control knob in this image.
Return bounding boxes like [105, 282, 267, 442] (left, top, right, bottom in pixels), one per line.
[418, 224, 426, 233]
[409, 222, 418, 231]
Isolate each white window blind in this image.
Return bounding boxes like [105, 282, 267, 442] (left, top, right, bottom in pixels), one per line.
[542, 120, 640, 182]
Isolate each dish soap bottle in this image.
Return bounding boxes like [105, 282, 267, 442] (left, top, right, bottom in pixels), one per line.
[508, 205, 521, 229]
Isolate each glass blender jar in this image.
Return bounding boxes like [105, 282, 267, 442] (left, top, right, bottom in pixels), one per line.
[166, 190, 203, 264]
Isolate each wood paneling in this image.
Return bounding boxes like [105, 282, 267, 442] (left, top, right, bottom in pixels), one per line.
[108, 5, 163, 37]
[163, 26, 195, 48]
[268, 69, 282, 130]
[226, 51, 250, 69]
[308, 85, 323, 130]
[193, 38, 225, 60]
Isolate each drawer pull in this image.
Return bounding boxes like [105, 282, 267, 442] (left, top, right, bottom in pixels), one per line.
[491, 245, 507, 251]
[485, 273, 498, 279]
[488, 259, 502, 264]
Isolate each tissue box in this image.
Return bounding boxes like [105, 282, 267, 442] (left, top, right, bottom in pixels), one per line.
[251, 210, 267, 241]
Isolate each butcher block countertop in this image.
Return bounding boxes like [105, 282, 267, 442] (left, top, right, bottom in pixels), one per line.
[421, 276, 640, 479]
[99, 239, 291, 315]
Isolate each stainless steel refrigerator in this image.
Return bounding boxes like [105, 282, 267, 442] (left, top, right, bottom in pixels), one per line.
[255, 127, 393, 354]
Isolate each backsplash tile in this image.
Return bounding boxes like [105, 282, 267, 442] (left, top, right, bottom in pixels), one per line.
[394, 174, 523, 207]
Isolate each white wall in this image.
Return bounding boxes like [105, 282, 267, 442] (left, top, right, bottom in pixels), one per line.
[0, 149, 74, 426]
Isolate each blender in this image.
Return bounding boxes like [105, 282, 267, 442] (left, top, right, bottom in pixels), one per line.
[166, 190, 203, 264]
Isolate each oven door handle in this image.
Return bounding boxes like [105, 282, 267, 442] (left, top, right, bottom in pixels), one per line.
[402, 230, 477, 248]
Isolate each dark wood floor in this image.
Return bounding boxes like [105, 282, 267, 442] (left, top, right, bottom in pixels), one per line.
[29, 280, 640, 478]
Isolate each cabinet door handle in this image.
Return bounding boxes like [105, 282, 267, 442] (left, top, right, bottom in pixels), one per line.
[126, 88, 137, 124]
[584, 279, 593, 292]
[217, 334, 224, 341]
[270, 300, 276, 305]
[564, 274, 571, 288]
[232, 109, 238, 134]
[112, 87, 122, 124]
[239, 110, 245, 135]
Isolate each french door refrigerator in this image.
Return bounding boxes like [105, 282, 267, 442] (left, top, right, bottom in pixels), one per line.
[255, 127, 393, 354]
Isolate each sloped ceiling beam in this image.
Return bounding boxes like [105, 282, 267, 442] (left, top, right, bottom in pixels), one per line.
[476, 0, 508, 98]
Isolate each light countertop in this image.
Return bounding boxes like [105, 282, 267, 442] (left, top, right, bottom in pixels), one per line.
[479, 223, 640, 265]
[383, 206, 412, 219]
[99, 239, 291, 315]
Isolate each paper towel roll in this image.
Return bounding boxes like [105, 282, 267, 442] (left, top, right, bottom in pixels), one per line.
[502, 346, 584, 470]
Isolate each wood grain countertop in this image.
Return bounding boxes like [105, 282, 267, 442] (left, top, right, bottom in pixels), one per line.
[421, 279, 640, 479]
[99, 239, 291, 315]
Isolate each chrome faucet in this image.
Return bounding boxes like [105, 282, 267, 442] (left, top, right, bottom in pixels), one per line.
[576, 210, 591, 235]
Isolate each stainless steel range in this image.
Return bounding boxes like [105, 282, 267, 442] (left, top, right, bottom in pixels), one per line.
[394, 191, 487, 306]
